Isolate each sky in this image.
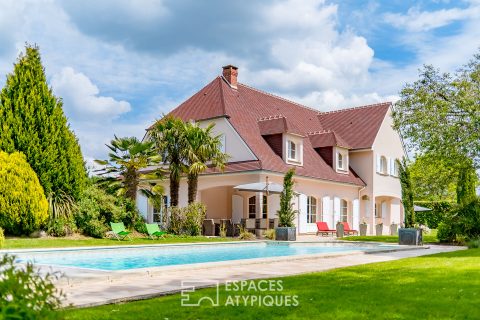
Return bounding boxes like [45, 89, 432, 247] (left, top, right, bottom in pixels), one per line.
[0, 0, 479, 169]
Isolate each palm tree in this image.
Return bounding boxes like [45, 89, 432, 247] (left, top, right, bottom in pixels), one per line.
[95, 136, 163, 201]
[184, 122, 228, 203]
[149, 116, 187, 207]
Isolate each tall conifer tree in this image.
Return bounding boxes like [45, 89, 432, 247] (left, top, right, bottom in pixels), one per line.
[0, 44, 86, 199]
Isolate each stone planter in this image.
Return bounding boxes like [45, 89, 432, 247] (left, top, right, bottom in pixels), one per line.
[375, 224, 383, 236]
[399, 228, 423, 246]
[336, 222, 344, 238]
[275, 227, 296, 241]
[390, 223, 398, 236]
[359, 224, 368, 236]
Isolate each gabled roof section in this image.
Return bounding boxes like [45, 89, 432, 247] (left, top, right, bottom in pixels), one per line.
[258, 115, 304, 136]
[308, 130, 350, 149]
[317, 103, 390, 149]
[155, 74, 397, 186]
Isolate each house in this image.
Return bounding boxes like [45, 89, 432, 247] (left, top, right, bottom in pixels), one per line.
[137, 65, 406, 235]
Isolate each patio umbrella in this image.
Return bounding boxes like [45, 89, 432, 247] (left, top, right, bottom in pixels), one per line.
[414, 205, 432, 212]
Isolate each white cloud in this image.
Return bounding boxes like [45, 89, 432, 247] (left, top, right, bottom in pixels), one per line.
[384, 5, 480, 32]
[51, 67, 131, 120]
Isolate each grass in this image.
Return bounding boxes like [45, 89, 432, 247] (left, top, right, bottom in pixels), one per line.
[2, 235, 233, 249]
[64, 248, 480, 319]
[343, 229, 438, 243]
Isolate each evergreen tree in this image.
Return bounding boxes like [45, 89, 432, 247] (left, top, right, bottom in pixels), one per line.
[398, 158, 415, 227]
[0, 44, 86, 199]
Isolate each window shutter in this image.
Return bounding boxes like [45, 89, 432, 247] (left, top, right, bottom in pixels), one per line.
[386, 157, 391, 175]
[376, 154, 381, 173]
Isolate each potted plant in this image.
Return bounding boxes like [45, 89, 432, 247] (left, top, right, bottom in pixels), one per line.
[397, 158, 422, 245]
[335, 221, 344, 238]
[390, 221, 398, 235]
[275, 169, 297, 241]
[359, 219, 368, 236]
[375, 222, 383, 236]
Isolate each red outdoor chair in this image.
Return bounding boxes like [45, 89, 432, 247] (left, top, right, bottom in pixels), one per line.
[316, 222, 336, 236]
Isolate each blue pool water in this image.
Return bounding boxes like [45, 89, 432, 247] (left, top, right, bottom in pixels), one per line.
[15, 242, 395, 271]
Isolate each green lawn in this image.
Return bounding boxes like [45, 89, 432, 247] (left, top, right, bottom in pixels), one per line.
[2, 235, 232, 249]
[342, 229, 438, 243]
[65, 248, 479, 320]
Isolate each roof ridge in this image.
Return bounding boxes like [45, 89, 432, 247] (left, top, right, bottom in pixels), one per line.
[238, 82, 320, 114]
[218, 76, 227, 115]
[318, 102, 392, 115]
[257, 114, 285, 122]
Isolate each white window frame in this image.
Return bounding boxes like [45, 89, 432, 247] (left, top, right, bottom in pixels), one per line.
[338, 153, 344, 170]
[380, 156, 388, 175]
[307, 196, 317, 223]
[287, 140, 297, 161]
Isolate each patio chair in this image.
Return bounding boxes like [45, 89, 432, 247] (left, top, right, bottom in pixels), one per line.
[316, 222, 336, 236]
[203, 219, 215, 236]
[145, 223, 166, 239]
[110, 222, 131, 241]
[342, 222, 358, 236]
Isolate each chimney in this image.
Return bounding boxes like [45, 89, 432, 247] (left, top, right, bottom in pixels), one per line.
[222, 65, 238, 88]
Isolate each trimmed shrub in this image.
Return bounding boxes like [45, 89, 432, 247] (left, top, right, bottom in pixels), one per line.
[74, 185, 137, 238]
[414, 201, 453, 228]
[47, 216, 76, 237]
[0, 254, 63, 319]
[0, 227, 4, 248]
[0, 151, 48, 235]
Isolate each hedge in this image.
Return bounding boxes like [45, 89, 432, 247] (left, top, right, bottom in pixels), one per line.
[414, 201, 454, 228]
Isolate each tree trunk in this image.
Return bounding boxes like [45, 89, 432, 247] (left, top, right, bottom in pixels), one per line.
[170, 172, 180, 207]
[187, 173, 198, 204]
[125, 168, 138, 201]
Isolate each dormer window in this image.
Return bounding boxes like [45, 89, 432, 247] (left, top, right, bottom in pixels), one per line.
[283, 134, 303, 166]
[338, 153, 344, 170]
[288, 140, 297, 160]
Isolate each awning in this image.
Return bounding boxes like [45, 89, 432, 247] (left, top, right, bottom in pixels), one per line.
[414, 205, 432, 212]
[233, 182, 284, 194]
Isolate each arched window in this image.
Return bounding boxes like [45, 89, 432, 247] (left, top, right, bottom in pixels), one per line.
[307, 196, 317, 223]
[341, 199, 348, 222]
[380, 156, 388, 174]
[248, 196, 256, 218]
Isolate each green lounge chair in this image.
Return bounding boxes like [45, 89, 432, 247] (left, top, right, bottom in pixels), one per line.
[146, 223, 166, 239]
[110, 222, 131, 241]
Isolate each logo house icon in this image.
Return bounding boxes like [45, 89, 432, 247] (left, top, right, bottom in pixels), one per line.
[180, 280, 220, 307]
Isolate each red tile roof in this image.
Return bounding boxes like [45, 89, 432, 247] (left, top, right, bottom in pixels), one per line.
[164, 76, 392, 186]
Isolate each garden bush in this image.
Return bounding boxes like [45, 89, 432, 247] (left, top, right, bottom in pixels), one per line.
[47, 216, 77, 237]
[0, 151, 48, 235]
[74, 185, 138, 238]
[165, 202, 206, 235]
[183, 202, 206, 236]
[0, 254, 63, 319]
[436, 197, 480, 243]
[437, 221, 456, 243]
[414, 201, 453, 228]
[0, 227, 4, 248]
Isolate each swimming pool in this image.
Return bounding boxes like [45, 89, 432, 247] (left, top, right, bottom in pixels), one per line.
[14, 242, 396, 271]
